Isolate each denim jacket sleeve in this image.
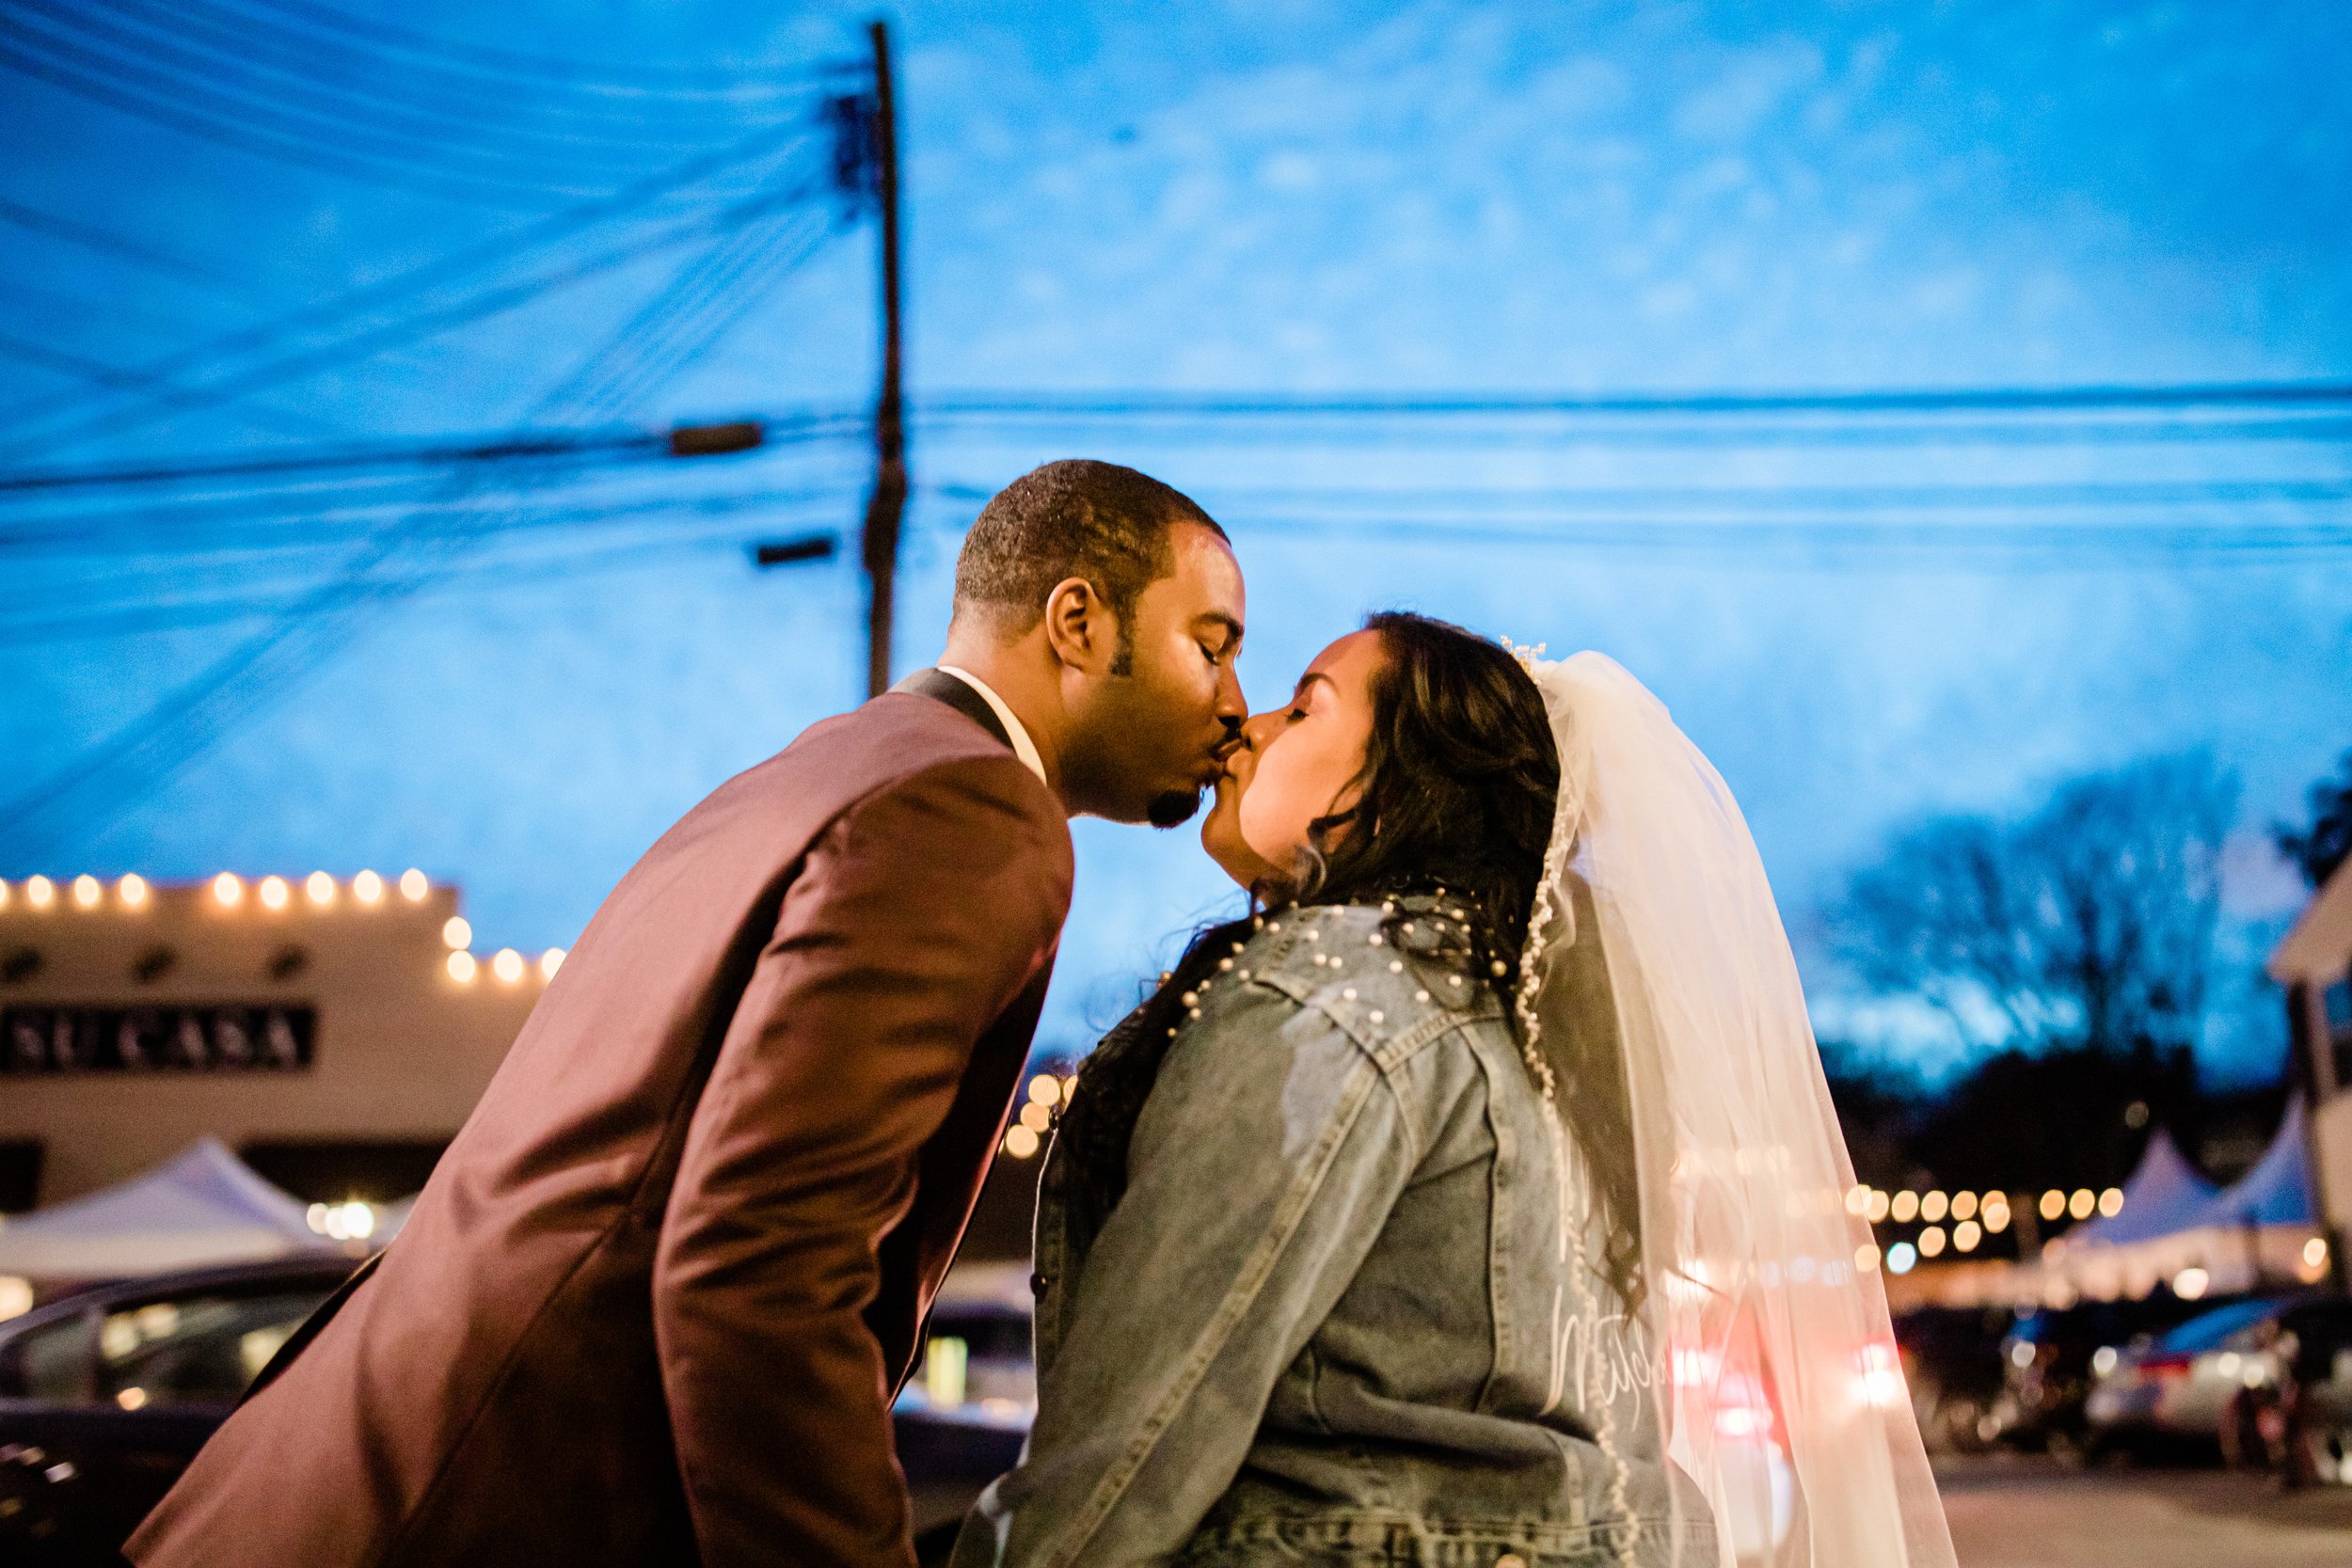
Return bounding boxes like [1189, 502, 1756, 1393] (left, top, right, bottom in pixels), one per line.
[954, 922, 1442, 1568]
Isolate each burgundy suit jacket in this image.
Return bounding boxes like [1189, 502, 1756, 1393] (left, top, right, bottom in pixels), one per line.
[127, 687, 1073, 1568]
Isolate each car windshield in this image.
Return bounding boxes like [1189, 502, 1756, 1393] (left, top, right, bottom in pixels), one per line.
[90, 1287, 333, 1410]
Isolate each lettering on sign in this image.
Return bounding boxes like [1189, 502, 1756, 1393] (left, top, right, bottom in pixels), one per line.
[1, 1005, 316, 1074]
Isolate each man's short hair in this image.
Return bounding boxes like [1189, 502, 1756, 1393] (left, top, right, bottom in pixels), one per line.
[953, 460, 1224, 672]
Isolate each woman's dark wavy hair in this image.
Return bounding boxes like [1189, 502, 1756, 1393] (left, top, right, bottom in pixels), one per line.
[1056, 611, 1645, 1310]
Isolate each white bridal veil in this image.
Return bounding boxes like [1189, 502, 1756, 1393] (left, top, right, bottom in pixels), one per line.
[1508, 651, 1956, 1568]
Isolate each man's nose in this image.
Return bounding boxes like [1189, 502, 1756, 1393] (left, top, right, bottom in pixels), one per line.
[1215, 661, 1248, 725]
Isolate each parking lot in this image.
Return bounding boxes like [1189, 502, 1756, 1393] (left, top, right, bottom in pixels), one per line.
[1939, 1455, 2352, 1568]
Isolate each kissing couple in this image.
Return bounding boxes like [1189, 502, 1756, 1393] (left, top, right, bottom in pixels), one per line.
[131, 462, 1955, 1568]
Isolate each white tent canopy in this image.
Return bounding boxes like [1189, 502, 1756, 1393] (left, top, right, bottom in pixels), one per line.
[2185, 1096, 2314, 1230]
[2066, 1127, 2219, 1247]
[1889, 1103, 2328, 1312]
[0, 1137, 338, 1281]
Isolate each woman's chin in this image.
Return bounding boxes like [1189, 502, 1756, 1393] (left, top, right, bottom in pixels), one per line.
[1201, 796, 1269, 891]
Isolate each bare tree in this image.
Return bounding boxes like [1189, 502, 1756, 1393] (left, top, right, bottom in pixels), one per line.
[1829, 752, 2236, 1058]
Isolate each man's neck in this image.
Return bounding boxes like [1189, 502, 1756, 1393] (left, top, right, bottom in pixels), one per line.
[933, 637, 1067, 800]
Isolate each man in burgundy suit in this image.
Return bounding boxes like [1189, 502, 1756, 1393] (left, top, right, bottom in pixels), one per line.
[128, 461, 1248, 1568]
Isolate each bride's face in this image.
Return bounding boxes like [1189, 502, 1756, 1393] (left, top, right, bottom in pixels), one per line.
[1201, 628, 1385, 889]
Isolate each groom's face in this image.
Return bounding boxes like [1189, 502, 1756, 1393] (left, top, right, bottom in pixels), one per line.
[1060, 522, 1248, 827]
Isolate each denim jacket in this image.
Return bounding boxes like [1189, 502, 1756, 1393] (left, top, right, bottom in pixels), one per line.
[953, 898, 1713, 1568]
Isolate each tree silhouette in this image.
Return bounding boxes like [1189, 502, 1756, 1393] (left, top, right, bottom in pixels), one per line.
[1828, 751, 2236, 1059]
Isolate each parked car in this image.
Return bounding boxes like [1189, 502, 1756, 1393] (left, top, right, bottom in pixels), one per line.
[0, 1257, 1041, 1566]
[2223, 1296, 2352, 1484]
[1893, 1305, 2012, 1453]
[2080, 1291, 2333, 1462]
[1995, 1292, 2243, 1456]
[0, 1254, 351, 1564]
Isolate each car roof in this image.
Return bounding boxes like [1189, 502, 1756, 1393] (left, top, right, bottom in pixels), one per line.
[2154, 1293, 2308, 1354]
[0, 1255, 356, 1342]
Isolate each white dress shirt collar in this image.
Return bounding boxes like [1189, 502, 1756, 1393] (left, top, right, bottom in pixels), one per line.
[935, 665, 1049, 787]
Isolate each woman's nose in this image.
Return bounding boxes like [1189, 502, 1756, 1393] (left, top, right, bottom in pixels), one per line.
[1240, 708, 1283, 750]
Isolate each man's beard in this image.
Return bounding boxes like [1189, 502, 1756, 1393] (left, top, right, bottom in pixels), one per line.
[1146, 786, 1203, 830]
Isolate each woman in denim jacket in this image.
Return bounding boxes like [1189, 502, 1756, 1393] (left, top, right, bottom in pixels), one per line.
[955, 613, 1709, 1568]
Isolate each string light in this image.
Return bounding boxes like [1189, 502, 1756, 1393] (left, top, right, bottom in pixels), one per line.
[1028, 1074, 1062, 1108]
[117, 873, 149, 908]
[353, 869, 385, 905]
[1890, 1190, 1920, 1224]
[2098, 1187, 2124, 1217]
[1918, 1226, 1947, 1258]
[1003, 1124, 1040, 1159]
[1885, 1242, 1918, 1275]
[446, 951, 478, 983]
[2173, 1266, 2209, 1300]
[211, 872, 243, 907]
[539, 948, 565, 979]
[2040, 1190, 2066, 1222]
[399, 868, 429, 901]
[1865, 1189, 1892, 1224]
[26, 875, 56, 909]
[1982, 1199, 2011, 1234]
[442, 917, 471, 949]
[1018, 1101, 1051, 1132]
[1921, 1191, 1949, 1224]
[1953, 1220, 1982, 1252]
[1844, 1184, 1870, 1217]
[1854, 1243, 1882, 1273]
[72, 875, 102, 909]
[1951, 1191, 1979, 1222]
[491, 948, 524, 983]
[259, 876, 291, 911]
[2069, 1189, 2096, 1220]
[306, 871, 337, 906]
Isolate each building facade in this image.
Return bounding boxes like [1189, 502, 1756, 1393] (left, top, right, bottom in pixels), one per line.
[2272, 854, 2352, 1285]
[0, 869, 549, 1207]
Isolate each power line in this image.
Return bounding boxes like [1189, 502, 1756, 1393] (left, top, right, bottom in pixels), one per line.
[98, 0, 817, 128]
[0, 144, 825, 451]
[0, 486, 857, 641]
[0, 118, 810, 438]
[919, 381, 2352, 419]
[0, 330, 342, 441]
[217, 0, 860, 96]
[0, 171, 854, 858]
[0, 419, 850, 499]
[20, 0, 796, 177]
[1, 1, 829, 203]
[0, 194, 254, 296]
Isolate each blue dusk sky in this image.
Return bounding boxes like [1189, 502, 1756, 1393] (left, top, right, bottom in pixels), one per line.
[3, 1, 2347, 1082]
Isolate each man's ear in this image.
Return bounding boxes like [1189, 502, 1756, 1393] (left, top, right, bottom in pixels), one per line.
[1042, 576, 1117, 675]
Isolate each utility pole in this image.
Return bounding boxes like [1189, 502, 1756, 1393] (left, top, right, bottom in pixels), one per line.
[860, 20, 905, 698]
